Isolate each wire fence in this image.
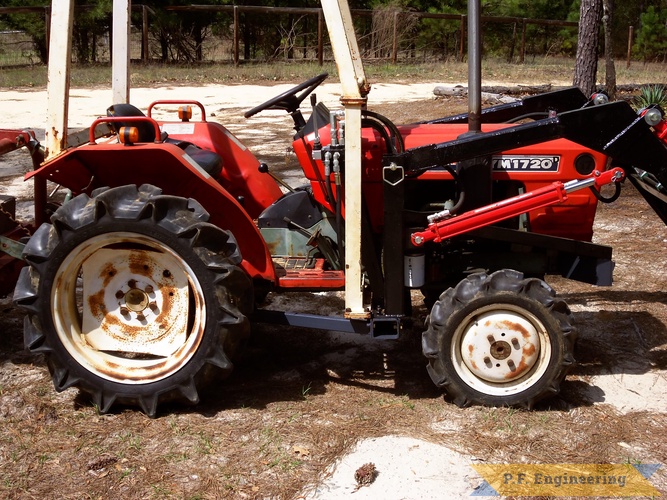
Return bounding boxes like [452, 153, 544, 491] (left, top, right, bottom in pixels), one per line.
[0, 30, 40, 66]
[0, 4, 579, 68]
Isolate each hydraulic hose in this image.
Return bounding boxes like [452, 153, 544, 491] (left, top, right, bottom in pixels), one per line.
[589, 183, 621, 203]
[362, 110, 405, 153]
[362, 117, 395, 155]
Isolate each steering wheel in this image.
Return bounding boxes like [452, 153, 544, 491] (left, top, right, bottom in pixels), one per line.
[244, 73, 329, 118]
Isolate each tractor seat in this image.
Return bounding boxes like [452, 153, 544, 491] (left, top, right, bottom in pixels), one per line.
[107, 103, 223, 178]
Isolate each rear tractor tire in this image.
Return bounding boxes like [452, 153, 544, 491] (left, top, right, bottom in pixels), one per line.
[422, 269, 576, 408]
[14, 184, 252, 417]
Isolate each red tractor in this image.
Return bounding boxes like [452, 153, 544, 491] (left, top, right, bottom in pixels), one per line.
[3, 0, 667, 417]
[4, 76, 666, 416]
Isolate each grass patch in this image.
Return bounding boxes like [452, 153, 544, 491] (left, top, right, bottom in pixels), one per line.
[3, 57, 667, 90]
[634, 83, 667, 109]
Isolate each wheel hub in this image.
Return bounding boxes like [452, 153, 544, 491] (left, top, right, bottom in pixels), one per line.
[489, 340, 511, 360]
[80, 247, 192, 358]
[124, 288, 149, 312]
[459, 309, 542, 383]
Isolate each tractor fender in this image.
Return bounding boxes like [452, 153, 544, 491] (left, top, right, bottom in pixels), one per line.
[25, 142, 276, 282]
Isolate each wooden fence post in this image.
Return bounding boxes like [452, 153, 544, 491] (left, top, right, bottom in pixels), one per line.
[233, 6, 239, 65]
[318, 9, 324, 65]
[392, 10, 398, 63]
[459, 15, 465, 61]
[520, 18, 527, 63]
[45, 7, 51, 52]
[142, 5, 149, 62]
[627, 25, 633, 68]
[509, 21, 517, 62]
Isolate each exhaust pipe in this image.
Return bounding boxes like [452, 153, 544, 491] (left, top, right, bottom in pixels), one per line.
[468, 0, 482, 133]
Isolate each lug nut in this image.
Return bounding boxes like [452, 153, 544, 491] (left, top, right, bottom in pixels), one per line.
[128, 279, 137, 288]
[593, 93, 609, 106]
[120, 306, 129, 315]
[145, 285, 154, 294]
[149, 301, 158, 312]
[644, 108, 663, 127]
[115, 290, 124, 299]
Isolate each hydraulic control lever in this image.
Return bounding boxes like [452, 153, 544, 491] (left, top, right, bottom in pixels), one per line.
[258, 163, 294, 192]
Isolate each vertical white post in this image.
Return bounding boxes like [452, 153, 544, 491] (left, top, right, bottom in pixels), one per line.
[45, 0, 75, 159]
[321, 0, 368, 98]
[321, 0, 370, 319]
[112, 0, 131, 104]
[342, 102, 365, 318]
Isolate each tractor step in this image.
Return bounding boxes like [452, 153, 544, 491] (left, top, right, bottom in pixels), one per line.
[274, 257, 345, 289]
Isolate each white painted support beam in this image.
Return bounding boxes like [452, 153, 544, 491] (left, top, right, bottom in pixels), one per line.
[45, 0, 75, 159]
[112, 0, 131, 104]
[342, 103, 366, 319]
[321, 0, 370, 319]
[321, 0, 369, 99]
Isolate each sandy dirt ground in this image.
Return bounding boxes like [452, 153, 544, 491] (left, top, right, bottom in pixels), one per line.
[1, 80, 666, 498]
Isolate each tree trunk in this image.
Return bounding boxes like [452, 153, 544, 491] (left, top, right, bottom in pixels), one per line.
[573, 0, 603, 96]
[603, 0, 617, 100]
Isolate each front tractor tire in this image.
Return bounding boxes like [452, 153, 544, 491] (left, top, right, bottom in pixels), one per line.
[423, 269, 576, 408]
[13, 184, 252, 417]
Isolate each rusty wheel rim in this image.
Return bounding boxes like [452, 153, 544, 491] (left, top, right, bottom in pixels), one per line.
[51, 232, 206, 384]
[451, 303, 551, 396]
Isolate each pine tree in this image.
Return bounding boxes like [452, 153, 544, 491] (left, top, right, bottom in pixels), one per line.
[573, 0, 602, 96]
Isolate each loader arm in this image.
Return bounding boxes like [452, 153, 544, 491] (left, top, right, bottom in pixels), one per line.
[423, 86, 590, 125]
[388, 100, 667, 189]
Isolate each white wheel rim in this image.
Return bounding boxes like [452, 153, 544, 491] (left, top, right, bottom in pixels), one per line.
[451, 303, 551, 396]
[52, 232, 206, 384]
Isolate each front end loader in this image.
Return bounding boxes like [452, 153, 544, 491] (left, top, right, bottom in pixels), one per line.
[3, 0, 667, 416]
